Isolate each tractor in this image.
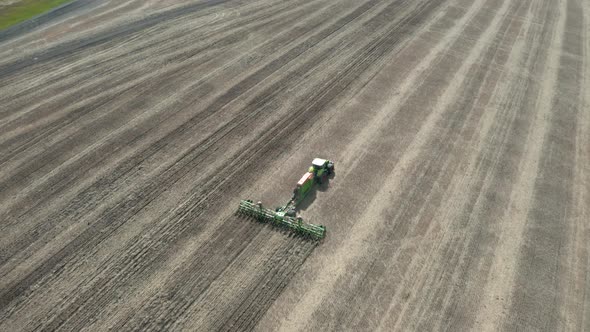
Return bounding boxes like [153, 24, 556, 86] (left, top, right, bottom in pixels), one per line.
[294, 158, 334, 204]
[237, 158, 335, 240]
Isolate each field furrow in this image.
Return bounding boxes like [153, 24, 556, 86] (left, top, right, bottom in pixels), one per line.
[0, 0, 587, 331]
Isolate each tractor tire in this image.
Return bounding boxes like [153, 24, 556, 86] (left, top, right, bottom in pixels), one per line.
[327, 162, 334, 175]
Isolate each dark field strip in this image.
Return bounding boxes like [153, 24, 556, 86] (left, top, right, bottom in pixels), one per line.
[0, 0, 588, 331]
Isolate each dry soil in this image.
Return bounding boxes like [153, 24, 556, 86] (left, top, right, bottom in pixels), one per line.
[0, 0, 589, 331]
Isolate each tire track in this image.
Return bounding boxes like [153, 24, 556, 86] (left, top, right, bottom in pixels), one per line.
[392, 1, 559, 329]
[0, 0, 332, 226]
[272, 0, 523, 329]
[422, 0, 556, 328]
[0, 0, 416, 278]
[0, 0, 302, 142]
[0, 0, 377, 270]
[326, 0, 545, 329]
[0, 0, 233, 78]
[38, 217, 265, 331]
[0, 0, 327, 223]
[216, 240, 316, 332]
[3, 0, 430, 316]
[473, 0, 568, 329]
[0, 0, 306, 169]
[0, 0, 424, 318]
[352, 0, 543, 329]
[504, 0, 585, 329]
[2, 0, 586, 330]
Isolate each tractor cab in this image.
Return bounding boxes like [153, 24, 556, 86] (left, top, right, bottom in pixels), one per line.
[312, 158, 327, 171]
[311, 158, 334, 176]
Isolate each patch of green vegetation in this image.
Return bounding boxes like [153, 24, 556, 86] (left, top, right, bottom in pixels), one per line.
[0, 0, 71, 31]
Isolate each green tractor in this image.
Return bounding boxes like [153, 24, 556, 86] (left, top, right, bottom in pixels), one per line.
[237, 158, 335, 240]
[294, 158, 334, 204]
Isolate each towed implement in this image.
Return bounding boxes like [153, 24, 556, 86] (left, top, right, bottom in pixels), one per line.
[237, 158, 334, 240]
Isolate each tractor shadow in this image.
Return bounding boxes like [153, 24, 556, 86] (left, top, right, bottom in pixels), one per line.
[295, 172, 335, 213]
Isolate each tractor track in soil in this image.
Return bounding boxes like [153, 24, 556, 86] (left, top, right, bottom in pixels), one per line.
[0, 0, 588, 331]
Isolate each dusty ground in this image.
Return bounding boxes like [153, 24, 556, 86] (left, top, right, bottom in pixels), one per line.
[0, 0, 589, 331]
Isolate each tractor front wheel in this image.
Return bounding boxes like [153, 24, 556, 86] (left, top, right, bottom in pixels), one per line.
[327, 162, 334, 175]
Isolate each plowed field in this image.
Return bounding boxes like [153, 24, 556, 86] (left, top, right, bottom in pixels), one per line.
[0, 0, 589, 331]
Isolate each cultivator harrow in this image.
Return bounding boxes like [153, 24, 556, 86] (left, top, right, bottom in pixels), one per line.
[237, 158, 334, 240]
[237, 200, 326, 240]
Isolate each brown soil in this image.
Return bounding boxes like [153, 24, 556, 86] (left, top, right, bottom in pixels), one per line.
[0, 0, 588, 331]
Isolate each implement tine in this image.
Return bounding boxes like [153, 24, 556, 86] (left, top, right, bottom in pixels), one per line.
[237, 199, 325, 240]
